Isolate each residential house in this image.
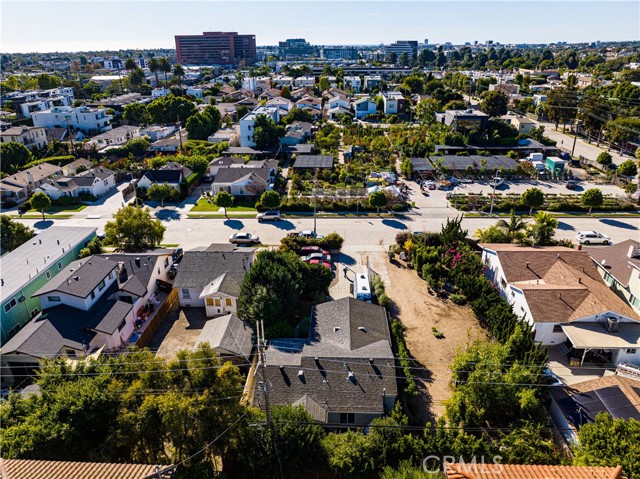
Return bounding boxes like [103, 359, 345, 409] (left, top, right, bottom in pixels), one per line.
[0, 163, 63, 205]
[0, 126, 48, 150]
[186, 87, 204, 98]
[239, 105, 283, 147]
[436, 109, 489, 132]
[445, 463, 626, 479]
[173, 249, 254, 316]
[1, 250, 174, 386]
[382, 91, 408, 115]
[408, 157, 435, 178]
[325, 95, 350, 112]
[61, 158, 92, 176]
[211, 160, 277, 196]
[258, 88, 282, 101]
[352, 98, 377, 118]
[140, 125, 177, 142]
[296, 96, 322, 113]
[326, 105, 352, 120]
[149, 135, 182, 153]
[88, 125, 141, 151]
[272, 75, 294, 88]
[194, 313, 253, 364]
[138, 163, 192, 192]
[0, 226, 96, 345]
[208, 126, 240, 145]
[31, 106, 113, 134]
[549, 374, 640, 444]
[289, 87, 314, 101]
[292, 155, 334, 172]
[151, 87, 171, 98]
[5, 87, 75, 119]
[36, 166, 116, 200]
[281, 121, 313, 146]
[364, 75, 382, 90]
[480, 244, 640, 367]
[489, 82, 521, 96]
[586, 240, 640, 315]
[208, 156, 245, 176]
[343, 76, 362, 92]
[254, 298, 398, 426]
[502, 113, 535, 134]
[0, 459, 174, 479]
[294, 76, 316, 88]
[265, 96, 295, 113]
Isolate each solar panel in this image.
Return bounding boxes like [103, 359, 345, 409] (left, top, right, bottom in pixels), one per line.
[596, 386, 640, 420]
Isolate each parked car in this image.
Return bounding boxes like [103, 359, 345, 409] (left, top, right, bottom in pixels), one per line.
[559, 152, 572, 162]
[168, 263, 179, 279]
[202, 174, 213, 183]
[307, 259, 332, 270]
[460, 178, 474, 184]
[172, 248, 184, 263]
[300, 230, 324, 239]
[489, 177, 504, 188]
[425, 180, 437, 190]
[302, 252, 332, 262]
[300, 246, 330, 256]
[229, 232, 260, 244]
[566, 180, 578, 190]
[257, 210, 282, 222]
[575, 231, 611, 245]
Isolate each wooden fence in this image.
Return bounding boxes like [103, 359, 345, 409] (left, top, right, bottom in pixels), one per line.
[137, 288, 179, 348]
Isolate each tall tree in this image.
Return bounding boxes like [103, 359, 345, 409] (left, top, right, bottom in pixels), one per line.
[520, 187, 545, 215]
[148, 57, 160, 86]
[172, 64, 185, 92]
[496, 209, 527, 242]
[104, 205, 166, 249]
[252, 114, 285, 149]
[213, 191, 233, 219]
[369, 190, 387, 214]
[29, 192, 51, 221]
[260, 190, 281, 210]
[0, 215, 34, 252]
[526, 211, 558, 245]
[158, 57, 171, 85]
[147, 183, 178, 207]
[480, 90, 508, 118]
[581, 188, 604, 214]
[124, 57, 137, 71]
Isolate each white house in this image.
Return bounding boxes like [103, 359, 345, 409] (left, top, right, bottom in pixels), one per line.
[151, 88, 171, 98]
[37, 166, 116, 200]
[88, 125, 140, 150]
[32, 106, 113, 134]
[265, 97, 295, 113]
[239, 105, 282, 147]
[272, 75, 294, 88]
[211, 162, 276, 196]
[140, 125, 177, 142]
[353, 98, 377, 118]
[294, 76, 316, 88]
[382, 91, 403, 115]
[0, 126, 48, 150]
[186, 87, 204, 98]
[480, 244, 640, 367]
[173, 249, 254, 317]
[533, 94, 548, 106]
[344, 76, 362, 92]
[364, 75, 382, 90]
[12, 87, 75, 118]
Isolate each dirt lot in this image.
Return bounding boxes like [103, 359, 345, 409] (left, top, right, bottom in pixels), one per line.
[148, 307, 209, 360]
[382, 253, 488, 423]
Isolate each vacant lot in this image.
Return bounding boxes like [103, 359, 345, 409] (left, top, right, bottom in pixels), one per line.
[149, 308, 208, 360]
[382, 254, 488, 422]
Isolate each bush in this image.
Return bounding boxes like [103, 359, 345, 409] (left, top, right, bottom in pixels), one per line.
[22, 155, 76, 170]
[55, 195, 78, 206]
[265, 321, 295, 339]
[395, 231, 412, 247]
[432, 327, 445, 339]
[390, 319, 418, 397]
[377, 292, 391, 309]
[450, 294, 467, 305]
[279, 232, 344, 253]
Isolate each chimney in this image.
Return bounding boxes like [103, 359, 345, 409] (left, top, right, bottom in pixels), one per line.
[526, 262, 530, 269]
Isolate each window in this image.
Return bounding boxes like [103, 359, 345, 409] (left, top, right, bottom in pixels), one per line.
[626, 349, 637, 354]
[47, 296, 62, 302]
[30, 308, 39, 319]
[206, 298, 214, 306]
[225, 298, 232, 306]
[97, 280, 106, 291]
[65, 349, 77, 358]
[104, 179, 108, 186]
[500, 278, 507, 289]
[90, 291, 95, 300]
[117, 319, 127, 332]
[3, 298, 17, 313]
[339, 413, 355, 424]
[214, 299, 221, 306]
[164, 258, 169, 268]
[46, 271, 51, 279]
[182, 288, 191, 299]
[553, 325, 563, 333]
[57, 261, 63, 270]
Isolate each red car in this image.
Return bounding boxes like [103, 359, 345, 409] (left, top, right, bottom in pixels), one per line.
[300, 246, 330, 256]
[307, 259, 332, 270]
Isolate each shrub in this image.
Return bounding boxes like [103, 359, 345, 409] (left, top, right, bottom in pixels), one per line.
[265, 321, 295, 339]
[377, 292, 391, 309]
[450, 294, 467, 305]
[432, 327, 445, 339]
[55, 195, 77, 206]
[390, 319, 418, 397]
[395, 231, 412, 247]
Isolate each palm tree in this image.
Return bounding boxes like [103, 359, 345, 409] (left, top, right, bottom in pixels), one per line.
[173, 64, 186, 95]
[124, 57, 137, 71]
[128, 68, 146, 92]
[496, 209, 526, 243]
[148, 57, 160, 86]
[158, 57, 171, 85]
[528, 211, 558, 246]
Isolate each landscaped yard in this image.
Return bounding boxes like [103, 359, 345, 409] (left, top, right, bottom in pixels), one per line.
[191, 197, 257, 212]
[380, 252, 489, 422]
[28, 204, 87, 214]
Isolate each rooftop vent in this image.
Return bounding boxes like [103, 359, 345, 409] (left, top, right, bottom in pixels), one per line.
[347, 371, 355, 381]
[607, 317, 619, 333]
[334, 327, 341, 332]
[358, 326, 367, 332]
[369, 358, 374, 364]
[298, 370, 304, 378]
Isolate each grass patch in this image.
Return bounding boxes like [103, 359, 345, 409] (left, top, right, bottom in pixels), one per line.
[12, 214, 73, 219]
[25, 204, 87, 214]
[160, 243, 180, 248]
[191, 197, 257, 212]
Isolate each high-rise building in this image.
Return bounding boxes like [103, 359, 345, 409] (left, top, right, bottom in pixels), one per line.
[278, 38, 315, 59]
[320, 46, 359, 60]
[174, 31, 256, 65]
[384, 40, 418, 56]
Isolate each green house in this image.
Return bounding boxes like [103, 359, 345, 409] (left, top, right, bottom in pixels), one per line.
[0, 226, 96, 345]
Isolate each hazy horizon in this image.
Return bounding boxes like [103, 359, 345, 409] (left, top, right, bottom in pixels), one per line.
[1, 0, 639, 54]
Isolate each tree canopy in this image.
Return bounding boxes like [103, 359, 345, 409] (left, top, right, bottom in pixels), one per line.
[29, 192, 51, 221]
[521, 187, 545, 214]
[252, 114, 285, 149]
[104, 205, 165, 249]
[0, 215, 33, 252]
[147, 94, 197, 124]
[0, 142, 33, 174]
[581, 188, 604, 214]
[480, 90, 509, 118]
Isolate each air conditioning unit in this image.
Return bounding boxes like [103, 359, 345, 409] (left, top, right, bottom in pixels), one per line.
[607, 317, 619, 333]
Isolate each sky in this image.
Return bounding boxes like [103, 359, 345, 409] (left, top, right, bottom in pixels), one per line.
[1, 0, 639, 53]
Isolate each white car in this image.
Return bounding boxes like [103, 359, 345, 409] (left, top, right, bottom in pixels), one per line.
[300, 230, 324, 239]
[257, 210, 282, 222]
[229, 232, 260, 244]
[489, 177, 504, 188]
[575, 231, 611, 245]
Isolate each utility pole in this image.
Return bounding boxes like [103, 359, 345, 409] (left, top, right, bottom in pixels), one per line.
[571, 118, 580, 157]
[177, 115, 183, 151]
[489, 169, 498, 216]
[257, 319, 271, 426]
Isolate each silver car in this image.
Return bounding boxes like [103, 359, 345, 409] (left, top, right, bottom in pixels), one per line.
[229, 232, 260, 244]
[575, 231, 611, 245]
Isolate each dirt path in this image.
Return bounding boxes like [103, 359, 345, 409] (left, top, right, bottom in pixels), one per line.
[383, 254, 489, 423]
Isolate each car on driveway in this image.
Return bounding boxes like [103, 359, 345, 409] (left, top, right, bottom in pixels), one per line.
[575, 231, 611, 245]
[229, 232, 260, 244]
[300, 246, 330, 256]
[300, 230, 324, 239]
[489, 177, 505, 188]
[172, 248, 184, 263]
[257, 210, 282, 222]
[302, 252, 332, 262]
[566, 180, 578, 190]
[307, 259, 332, 270]
[425, 180, 437, 190]
[460, 178, 474, 184]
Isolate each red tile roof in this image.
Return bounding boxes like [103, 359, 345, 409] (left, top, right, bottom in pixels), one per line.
[0, 459, 174, 479]
[446, 463, 625, 479]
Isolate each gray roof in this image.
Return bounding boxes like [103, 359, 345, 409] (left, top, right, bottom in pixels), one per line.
[173, 251, 253, 291]
[208, 157, 245, 167]
[223, 146, 262, 155]
[213, 167, 270, 185]
[98, 251, 173, 297]
[0, 227, 96, 304]
[2, 292, 133, 359]
[433, 155, 519, 171]
[194, 314, 253, 358]
[409, 158, 435, 171]
[34, 257, 117, 299]
[293, 155, 334, 169]
[1, 163, 62, 188]
[258, 298, 397, 420]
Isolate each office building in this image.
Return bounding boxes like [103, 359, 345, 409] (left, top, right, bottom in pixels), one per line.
[278, 38, 315, 59]
[384, 40, 418, 56]
[175, 31, 256, 65]
[321, 46, 359, 60]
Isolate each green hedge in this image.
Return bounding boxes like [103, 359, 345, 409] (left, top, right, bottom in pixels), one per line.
[23, 156, 76, 170]
[390, 319, 418, 397]
[279, 232, 344, 252]
[263, 196, 409, 213]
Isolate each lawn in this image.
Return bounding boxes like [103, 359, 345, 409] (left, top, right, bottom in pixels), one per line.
[26, 204, 87, 214]
[191, 197, 257, 212]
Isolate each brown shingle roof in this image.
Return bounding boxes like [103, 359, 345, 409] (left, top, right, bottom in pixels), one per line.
[445, 463, 625, 479]
[0, 459, 173, 479]
[482, 245, 639, 323]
